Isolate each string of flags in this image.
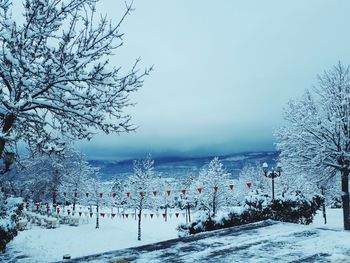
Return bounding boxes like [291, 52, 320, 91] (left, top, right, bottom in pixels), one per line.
[26, 202, 190, 220]
[8, 182, 253, 199]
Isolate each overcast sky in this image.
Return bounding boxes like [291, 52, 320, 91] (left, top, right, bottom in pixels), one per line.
[71, 0, 350, 159]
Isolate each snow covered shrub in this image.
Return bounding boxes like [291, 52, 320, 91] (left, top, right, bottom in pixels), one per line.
[270, 191, 324, 224]
[178, 191, 323, 236]
[0, 193, 24, 252]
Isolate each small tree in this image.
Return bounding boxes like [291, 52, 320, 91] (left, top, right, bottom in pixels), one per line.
[196, 157, 231, 217]
[179, 173, 197, 223]
[233, 163, 270, 205]
[125, 155, 156, 241]
[110, 177, 126, 214]
[61, 150, 97, 212]
[84, 177, 109, 229]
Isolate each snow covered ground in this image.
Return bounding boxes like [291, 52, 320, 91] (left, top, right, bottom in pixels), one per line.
[1, 208, 348, 262]
[2, 209, 187, 262]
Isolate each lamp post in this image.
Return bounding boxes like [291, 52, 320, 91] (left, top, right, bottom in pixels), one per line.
[262, 162, 282, 200]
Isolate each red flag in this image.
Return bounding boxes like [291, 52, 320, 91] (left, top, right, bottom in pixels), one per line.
[126, 192, 130, 198]
[63, 192, 67, 197]
[74, 192, 78, 198]
[175, 212, 179, 218]
[67, 209, 71, 215]
[52, 191, 57, 197]
[166, 190, 171, 196]
[229, 184, 234, 190]
[152, 191, 157, 196]
[125, 213, 129, 218]
[181, 189, 186, 195]
[150, 213, 154, 219]
[89, 212, 93, 218]
[57, 207, 60, 214]
[85, 192, 89, 198]
[112, 192, 117, 198]
[246, 182, 252, 189]
[214, 186, 218, 192]
[197, 188, 202, 193]
[100, 213, 105, 218]
[111, 213, 116, 218]
[139, 192, 144, 197]
[79, 211, 82, 217]
[162, 213, 166, 219]
[99, 193, 103, 198]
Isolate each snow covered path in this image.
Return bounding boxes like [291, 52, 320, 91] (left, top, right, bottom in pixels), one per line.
[61, 220, 350, 263]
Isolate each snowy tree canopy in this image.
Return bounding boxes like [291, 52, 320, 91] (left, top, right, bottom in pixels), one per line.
[275, 62, 350, 179]
[0, 0, 150, 157]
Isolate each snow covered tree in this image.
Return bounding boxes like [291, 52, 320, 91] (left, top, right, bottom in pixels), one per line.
[61, 150, 98, 212]
[178, 173, 197, 223]
[110, 177, 126, 214]
[0, 0, 150, 163]
[275, 62, 350, 230]
[234, 163, 270, 204]
[84, 177, 110, 229]
[196, 157, 231, 217]
[125, 155, 156, 241]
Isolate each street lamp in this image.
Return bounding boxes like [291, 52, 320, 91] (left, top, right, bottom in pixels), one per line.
[262, 162, 282, 200]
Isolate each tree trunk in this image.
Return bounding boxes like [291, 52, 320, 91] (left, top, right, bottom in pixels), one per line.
[341, 170, 350, 230]
[212, 193, 217, 217]
[0, 113, 16, 158]
[52, 190, 57, 213]
[320, 187, 327, 225]
[187, 203, 191, 222]
[96, 205, 99, 229]
[165, 206, 167, 222]
[137, 208, 142, 241]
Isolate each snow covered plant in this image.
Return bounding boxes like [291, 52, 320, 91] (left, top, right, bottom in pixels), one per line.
[0, 0, 151, 159]
[178, 190, 323, 236]
[0, 192, 23, 252]
[125, 155, 157, 241]
[196, 157, 232, 217]
[233, 163, 271, 205]
[275, 62, 350, 230]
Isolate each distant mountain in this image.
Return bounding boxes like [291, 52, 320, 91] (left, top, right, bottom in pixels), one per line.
[88, 151, 279, 181]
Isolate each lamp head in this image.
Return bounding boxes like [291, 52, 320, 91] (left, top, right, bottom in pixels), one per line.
[262, 162, 268, 173]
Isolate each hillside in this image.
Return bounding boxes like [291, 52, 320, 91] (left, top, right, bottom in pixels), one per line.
[88, 151, 279, 180]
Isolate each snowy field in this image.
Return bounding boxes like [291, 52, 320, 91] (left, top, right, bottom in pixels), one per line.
[1, 208, 347, 262]
[3, 209, 187, 262]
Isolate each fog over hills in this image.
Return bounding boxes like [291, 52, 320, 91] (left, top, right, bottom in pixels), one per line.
[89, 151, 279, 181]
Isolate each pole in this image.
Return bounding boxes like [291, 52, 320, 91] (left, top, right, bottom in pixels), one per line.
[272, 175, 275, 200]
